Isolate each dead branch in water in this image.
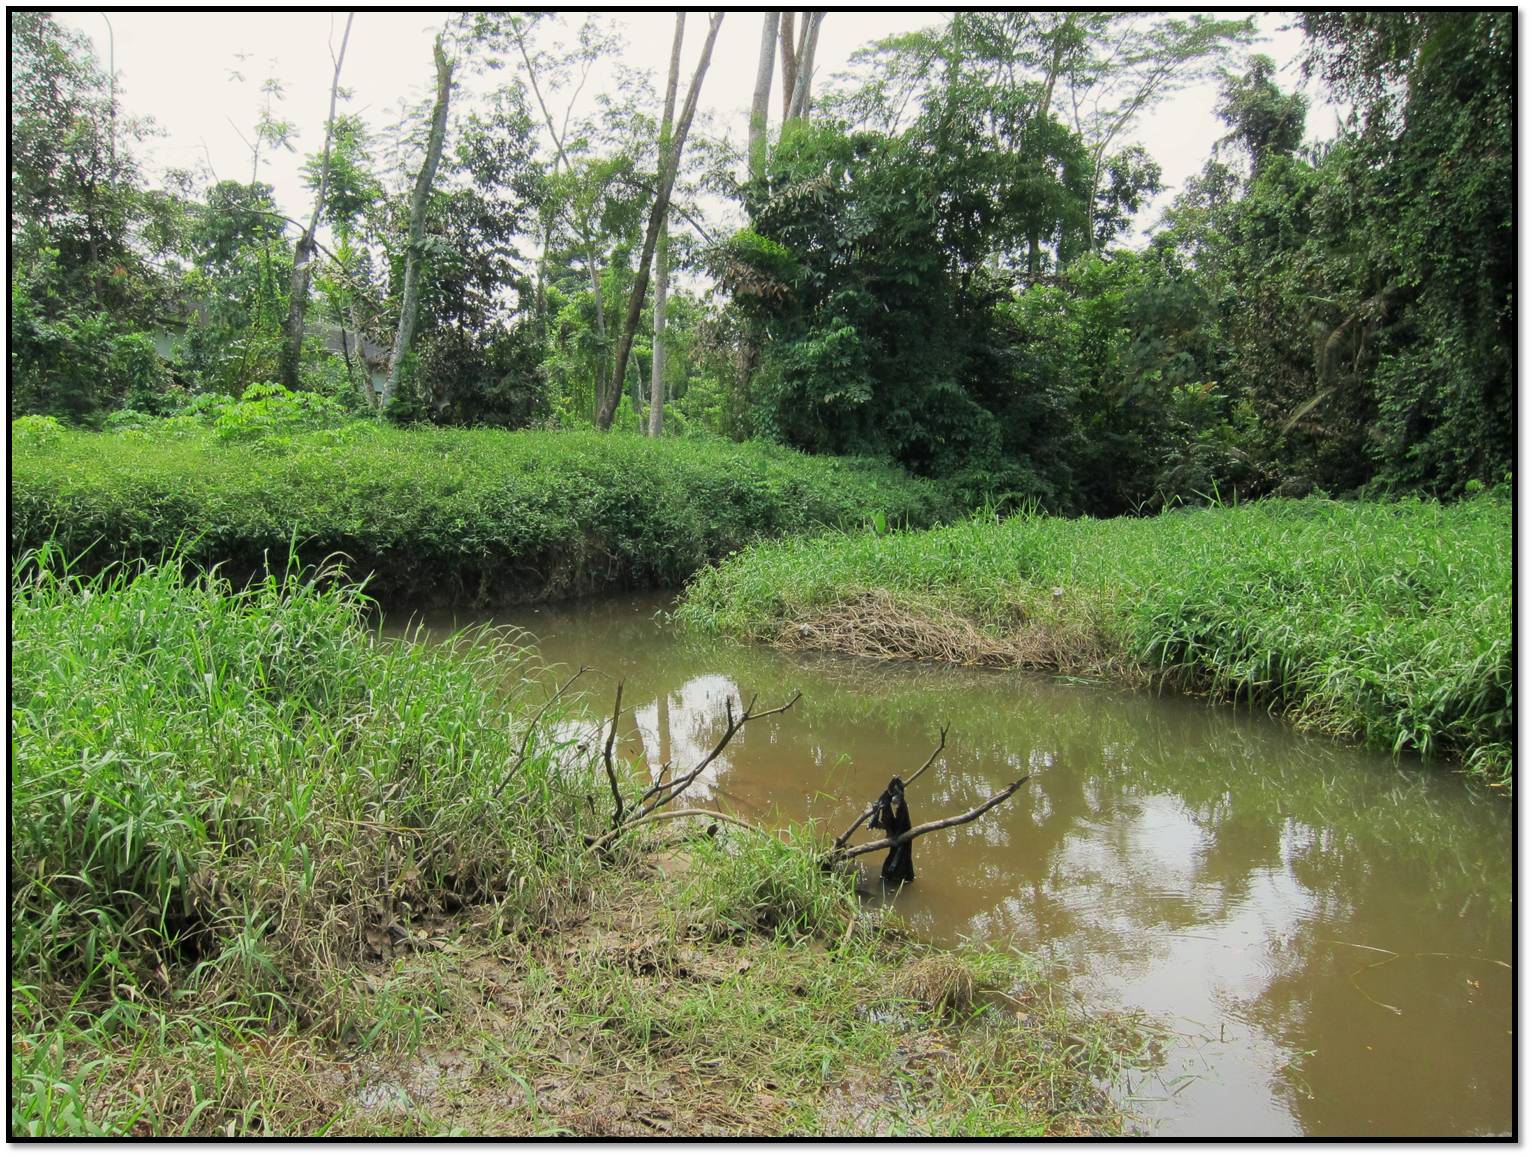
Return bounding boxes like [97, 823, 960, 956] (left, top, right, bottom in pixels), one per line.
[582, 692, 1021, 881]
[588, 689, 801, 854]
[832, 724, 948, 850]
[827, 776, 1030, 866]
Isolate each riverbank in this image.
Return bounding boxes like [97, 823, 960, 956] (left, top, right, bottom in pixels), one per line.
[10, 425, 953, 607]
[676, 497, 1511, 790]
[10, 551, 1141, 1137]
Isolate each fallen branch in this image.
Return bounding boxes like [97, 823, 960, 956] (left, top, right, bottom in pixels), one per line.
[601, 681, 627, 828]
[588, 689, 801, 853]
[832, 724, 948, 850]
[615, 807, 766, 837]
[827, 776, 1030, 865]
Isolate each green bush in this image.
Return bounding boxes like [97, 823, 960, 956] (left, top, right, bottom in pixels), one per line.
[12, 414, 65, 450]
[11, 426, 955, 606]
[212, 382, 351, 446]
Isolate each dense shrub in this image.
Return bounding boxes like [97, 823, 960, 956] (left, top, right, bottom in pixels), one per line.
[11, 425, 955, 606]
[10, 546, 605, 1020]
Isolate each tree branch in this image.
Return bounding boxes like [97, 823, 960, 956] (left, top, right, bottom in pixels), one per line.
[832, 724, 948, 850]
[588, 689, 801, 853]
[601, 680, 627, 828]
[828, 776, 1029, 864]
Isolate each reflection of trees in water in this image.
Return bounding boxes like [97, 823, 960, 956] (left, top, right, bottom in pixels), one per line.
[454, 598, 1512, 1135]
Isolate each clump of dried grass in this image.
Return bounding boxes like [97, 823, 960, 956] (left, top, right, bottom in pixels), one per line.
[774, 589, 1115, 674]
[892, 954, 979, 1019]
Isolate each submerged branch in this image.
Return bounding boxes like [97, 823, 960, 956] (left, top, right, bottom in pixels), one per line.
[828, 776, 1029, 864]
[832, 724, 948, 850]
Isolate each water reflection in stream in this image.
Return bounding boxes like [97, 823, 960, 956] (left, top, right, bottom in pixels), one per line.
[386, 594, 1512, 1138]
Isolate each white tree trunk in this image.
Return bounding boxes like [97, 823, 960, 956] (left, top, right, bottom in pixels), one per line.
[280, 12, 353, 390]
[786, 12, 824, 122]
[598, 13, 723, 432]
[748, 12, 779, 181]
[381, 36, 452, 415]
[649, 14, 685, 438]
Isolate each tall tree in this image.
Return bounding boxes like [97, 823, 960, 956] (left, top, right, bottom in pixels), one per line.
[1065, 14, 1253, 252]
[278, 13, 353, 390]
[381, 35, 453, 414]
[596, 12, 724, 431]
[648, 14, 686, 437]
[778, 13, 799, 122]
[748, 13, 781, 182]
[506, 15, 621, 412]
[785, 12, 825, 122]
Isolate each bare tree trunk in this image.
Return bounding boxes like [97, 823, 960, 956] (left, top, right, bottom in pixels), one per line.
[786, 12, 824, 121]
[280, 13, 353, 390]
[597, 13, 723, 432]
[748, 12, 780, 181]
[648, 13, 685, 438]
[778, 12, 798, 123]
[381, 37, 452, 415]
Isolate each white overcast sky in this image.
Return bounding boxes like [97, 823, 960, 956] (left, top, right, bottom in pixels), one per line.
[55, 9, 1339, 243]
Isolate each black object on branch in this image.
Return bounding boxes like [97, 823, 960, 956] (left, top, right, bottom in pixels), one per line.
[868, 776, 915, 884]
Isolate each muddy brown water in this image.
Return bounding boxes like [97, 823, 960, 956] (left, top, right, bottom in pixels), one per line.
[386, 594, 1512, 1139]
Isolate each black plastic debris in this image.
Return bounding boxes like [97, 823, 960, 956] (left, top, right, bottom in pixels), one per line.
[869, 775, 915, 884]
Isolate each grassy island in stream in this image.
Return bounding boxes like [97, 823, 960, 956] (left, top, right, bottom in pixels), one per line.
[9, 424, 953, 607]
[677, 497, 1511, 790]
[10, 550, 1144, 1137]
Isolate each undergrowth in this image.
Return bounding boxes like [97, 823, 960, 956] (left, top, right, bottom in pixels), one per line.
[677, 496, 1512, 789]
[10, 424, 954, 605]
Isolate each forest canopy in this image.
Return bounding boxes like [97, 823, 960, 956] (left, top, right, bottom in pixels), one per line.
[9, 10, 1513, 512]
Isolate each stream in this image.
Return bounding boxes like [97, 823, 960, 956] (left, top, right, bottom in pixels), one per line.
[387, 593, 1512, 1138]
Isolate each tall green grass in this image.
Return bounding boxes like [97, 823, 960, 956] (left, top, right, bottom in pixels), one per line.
[11, 425, 954, 605]
[11, 544, 607, 1019]
[677, 497, 1512, 789]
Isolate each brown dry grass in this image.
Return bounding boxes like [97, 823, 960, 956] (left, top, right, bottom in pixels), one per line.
[773, 589, 1123, 676]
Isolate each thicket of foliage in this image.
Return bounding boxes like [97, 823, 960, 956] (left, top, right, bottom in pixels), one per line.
[9, 12, 1512, 511]
[11, 417, 953, 605]
[679, 493, 1512, 788]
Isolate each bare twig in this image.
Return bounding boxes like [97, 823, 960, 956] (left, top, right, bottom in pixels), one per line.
[629, 691, 801, 824]
[828, 776, 1030, 864]
[494, 665, 590, 796]
[588, 690, 801, 853]
[601, 681, 627, 828]
[832, 724, 948, 850]
[636, 760, 675, 808]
